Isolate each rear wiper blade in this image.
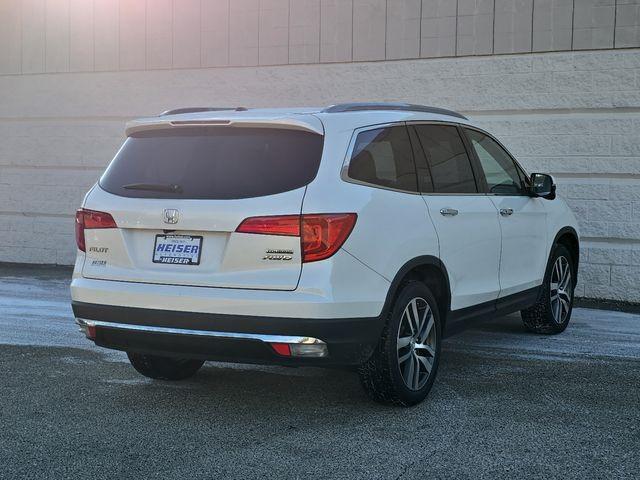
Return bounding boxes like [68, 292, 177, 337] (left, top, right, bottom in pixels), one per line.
[122, 183, 183, 193]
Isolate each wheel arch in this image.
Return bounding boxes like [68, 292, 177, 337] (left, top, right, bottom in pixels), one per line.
[382, 256, 452, 329]
[551, 226, 580, 283]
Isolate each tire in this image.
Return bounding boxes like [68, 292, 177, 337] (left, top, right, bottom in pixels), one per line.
[521, 244, 575, 334]
[127, 352, 204, 380]
[358, 281, 442, 407]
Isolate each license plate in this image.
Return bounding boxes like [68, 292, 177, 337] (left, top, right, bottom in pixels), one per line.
[153, 235, 203, 265]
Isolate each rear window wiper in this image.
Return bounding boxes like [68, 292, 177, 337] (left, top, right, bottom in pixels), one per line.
[122, 183, 183, 193]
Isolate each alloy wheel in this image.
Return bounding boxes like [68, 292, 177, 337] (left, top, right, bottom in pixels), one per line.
[550, 256, 572, 324]
[397, 297, 437, 391]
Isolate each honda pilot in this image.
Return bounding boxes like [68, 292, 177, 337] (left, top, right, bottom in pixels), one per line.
[71, 103, 579, 406]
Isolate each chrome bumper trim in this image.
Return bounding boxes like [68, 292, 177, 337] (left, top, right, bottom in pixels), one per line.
[75, 318, 326, 345]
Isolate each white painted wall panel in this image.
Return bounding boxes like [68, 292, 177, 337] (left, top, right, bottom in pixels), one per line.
[0, 0, 22, 74]
[615, 0, 640, 48]
[2, 0, 640, 74]
[173, 0, 201, 68]
[457, 0, 494, 55]
[353, 0, 387, 61]
[201, 0, 230, 67]
[146, 0, 173, 70]
[532, 0, 573, 52]
[386, 0, 421, 60]
[494, 0, 533, 54]
[289, 0, 320, 64]
[421, 0, 457, 58]
[69, 0, 94, 72]
[229, 0, 260, 66]
[573, 0, 615, 50]
[320, 0, 353, 63]
[259, 0, 290, 66]
[45, 0, 70, 72]
[21, 0, 46, 74]
[119, 0, 146, 70]
[94, 0, 120, 71]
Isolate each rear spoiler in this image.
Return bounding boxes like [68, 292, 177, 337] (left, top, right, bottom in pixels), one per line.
[125, 116, 324, 136]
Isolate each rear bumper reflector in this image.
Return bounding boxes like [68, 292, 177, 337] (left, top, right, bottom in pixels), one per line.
[270, 343, 292, 356]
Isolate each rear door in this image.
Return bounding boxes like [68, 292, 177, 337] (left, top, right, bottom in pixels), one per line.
[410, 123, 502, 310]
[462, 127, 548, 297]
[81, 125, 324, 291]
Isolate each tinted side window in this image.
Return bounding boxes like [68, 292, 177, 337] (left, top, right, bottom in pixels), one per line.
[414, 125, 477, 193]
[465, 129, 523, 195]
[348, 126, 418, 192]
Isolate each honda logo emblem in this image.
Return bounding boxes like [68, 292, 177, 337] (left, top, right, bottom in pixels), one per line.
[163, 209, 179, 224]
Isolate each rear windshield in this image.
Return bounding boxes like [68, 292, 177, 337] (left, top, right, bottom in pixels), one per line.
[99, 127, 324, 199]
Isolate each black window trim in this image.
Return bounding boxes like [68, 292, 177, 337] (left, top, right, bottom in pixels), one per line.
[340, 122, 421, 195]
[460, 125, 532, 197]
[456, 124, 487, 194]
[407, 124, 435, 193]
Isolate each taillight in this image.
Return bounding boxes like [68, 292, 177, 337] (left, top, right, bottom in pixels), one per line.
[75, 208, 117, 252]
[301, 214, 357, 262]
[236, 213, 357, 263]
[235, 215, 300, 236]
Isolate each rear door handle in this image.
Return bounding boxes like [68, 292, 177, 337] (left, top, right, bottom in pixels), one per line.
[500, 208, 514, 216]
[440, 208, 459, 217]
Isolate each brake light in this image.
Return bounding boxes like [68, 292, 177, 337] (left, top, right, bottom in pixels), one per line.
[236, 213, 357, 263]
[75, 208, 117, 252]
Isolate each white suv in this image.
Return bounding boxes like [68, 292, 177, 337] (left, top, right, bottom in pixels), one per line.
[71, 103, 579, 406]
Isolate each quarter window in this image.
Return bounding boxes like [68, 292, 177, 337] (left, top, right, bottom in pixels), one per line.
[413, 125, 477, 193]
[465, 129, 524, 195]
[348, 126, 418, 192]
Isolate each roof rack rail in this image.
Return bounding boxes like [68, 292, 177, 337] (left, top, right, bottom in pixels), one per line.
[159, 107, 249, 116]
[322, 103, 468, 120]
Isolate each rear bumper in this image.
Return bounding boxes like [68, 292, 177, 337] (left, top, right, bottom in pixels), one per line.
[72, 302, 383, 366]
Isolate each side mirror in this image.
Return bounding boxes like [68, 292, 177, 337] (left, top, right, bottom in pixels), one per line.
[530, 173, 556, 200]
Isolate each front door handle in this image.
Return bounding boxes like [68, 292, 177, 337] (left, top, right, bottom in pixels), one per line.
[500, 208, 514, 216]
[440, 208, 459, 217]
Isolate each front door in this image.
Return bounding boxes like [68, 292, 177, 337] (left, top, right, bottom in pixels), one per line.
[463, 128, 548, 298]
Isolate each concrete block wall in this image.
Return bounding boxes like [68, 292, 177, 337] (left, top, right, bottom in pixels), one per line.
[0, 1, 640, 303]
[478, 111, 640, 302]
[1, 48, 640, 302]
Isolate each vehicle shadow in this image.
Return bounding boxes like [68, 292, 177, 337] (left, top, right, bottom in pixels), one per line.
[101, 319, 518, 415]
[444, 312, 527, 337]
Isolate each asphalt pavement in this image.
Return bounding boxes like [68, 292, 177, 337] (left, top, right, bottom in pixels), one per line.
[1, 264, 639, 479]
